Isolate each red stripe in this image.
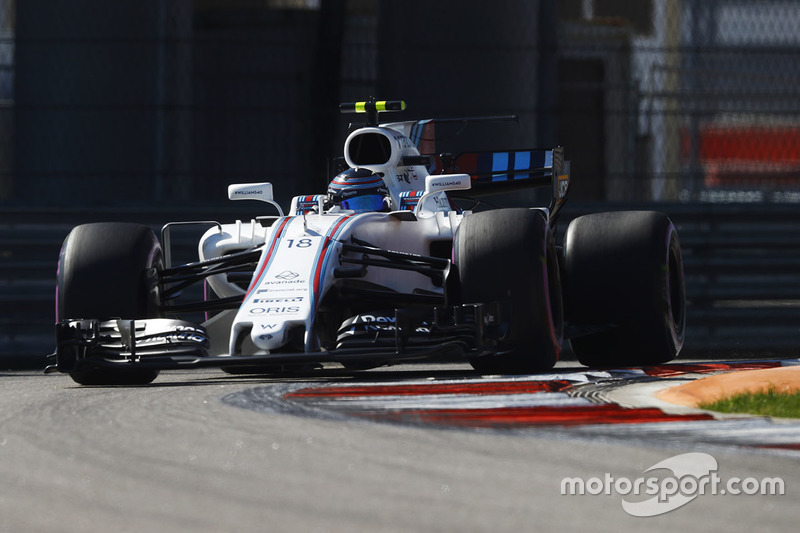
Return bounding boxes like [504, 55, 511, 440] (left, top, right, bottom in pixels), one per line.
[285, 380, 573, 398]
[244, 217, 291, 298]
[643, 362, 781, 378]
[354, 405, 714, 429]
[331, 177, 384, 187]
[311, 216, 352, 307]
[757, 443, 800, 451]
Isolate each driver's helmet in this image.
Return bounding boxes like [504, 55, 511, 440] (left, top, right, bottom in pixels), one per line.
[328, 168, 390, 212]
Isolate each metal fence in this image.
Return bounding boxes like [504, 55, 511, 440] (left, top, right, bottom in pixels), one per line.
[3, 1, 800, 207]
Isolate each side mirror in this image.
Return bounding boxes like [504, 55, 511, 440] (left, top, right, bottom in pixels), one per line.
[424, 173, 471, 194]
[227, 182, 284, 216]
[228, 182, 274, 201]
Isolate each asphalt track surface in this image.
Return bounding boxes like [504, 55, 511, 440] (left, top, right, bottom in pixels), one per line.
[1, 359, 799, 532]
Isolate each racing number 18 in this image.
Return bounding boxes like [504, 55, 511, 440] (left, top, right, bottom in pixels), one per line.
[286, 238, 313, 248]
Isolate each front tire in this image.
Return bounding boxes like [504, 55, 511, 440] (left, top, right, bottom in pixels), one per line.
[454, 208, 563, 374]
[57, 223, 163, 385]
[563, 211, 686, 367]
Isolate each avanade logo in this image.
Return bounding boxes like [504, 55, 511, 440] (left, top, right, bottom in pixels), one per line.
[560, 452, 784, 517]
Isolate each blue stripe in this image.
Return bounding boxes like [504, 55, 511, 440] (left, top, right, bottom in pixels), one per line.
[245, 217, 291, 296]
[492, 152, 509, 172]
[410, 124, 420, 147]
[314, 222, 348, 304]
[309, 216, 354, 312]
[514, 151, 530, 171]
[411, 119, 432, 150]
[330, 178, 384, 190]
[492, 152, 509, 182]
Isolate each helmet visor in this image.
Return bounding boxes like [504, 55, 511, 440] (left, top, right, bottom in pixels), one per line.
[339, 194, 386, 213]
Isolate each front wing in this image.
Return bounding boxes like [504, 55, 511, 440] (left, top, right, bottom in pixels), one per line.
[47, 303, 508, 375]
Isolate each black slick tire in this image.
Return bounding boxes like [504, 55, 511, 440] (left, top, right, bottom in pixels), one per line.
[57, 223, 163, 385]
[454, 208, 563, 374]
[563, 211, 685, 367]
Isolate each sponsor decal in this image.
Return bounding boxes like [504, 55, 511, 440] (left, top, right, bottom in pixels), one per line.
[558, 175, 569, 199]
[275, 270, 300, 280]
[135, 332, 207, 345]
[392, 132, 415, 150]
[341, 189, 361, 199]
[249, 306, 301, 315]
[252, 297, 304, 304]
[425, 174, 470, 192]
[354, 314, 395, 324]
[256, 286, 306, 293]
[432, 195, 450, 208]
[396, 170, 418, 184]
[262, 279, 306, 286]
[129, 324, 208, 346]
[347, 314, 430, 334]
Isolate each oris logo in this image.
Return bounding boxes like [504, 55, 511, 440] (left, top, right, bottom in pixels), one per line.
[249, 306, 300, 315]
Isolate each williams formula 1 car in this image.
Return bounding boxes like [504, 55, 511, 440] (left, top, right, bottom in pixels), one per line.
[50, 99, 686, 385]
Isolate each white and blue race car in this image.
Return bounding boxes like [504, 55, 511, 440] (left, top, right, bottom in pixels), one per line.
[50, 99, 685, 385]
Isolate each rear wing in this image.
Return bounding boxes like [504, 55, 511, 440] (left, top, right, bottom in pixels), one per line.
[437, 147, 570, 213]
[337, 100, 570, 213]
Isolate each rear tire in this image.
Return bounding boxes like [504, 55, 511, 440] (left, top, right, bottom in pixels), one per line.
[563, 211, 685, 367]
[454, 208, 563, 374]
[57, 223, 163, 385]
